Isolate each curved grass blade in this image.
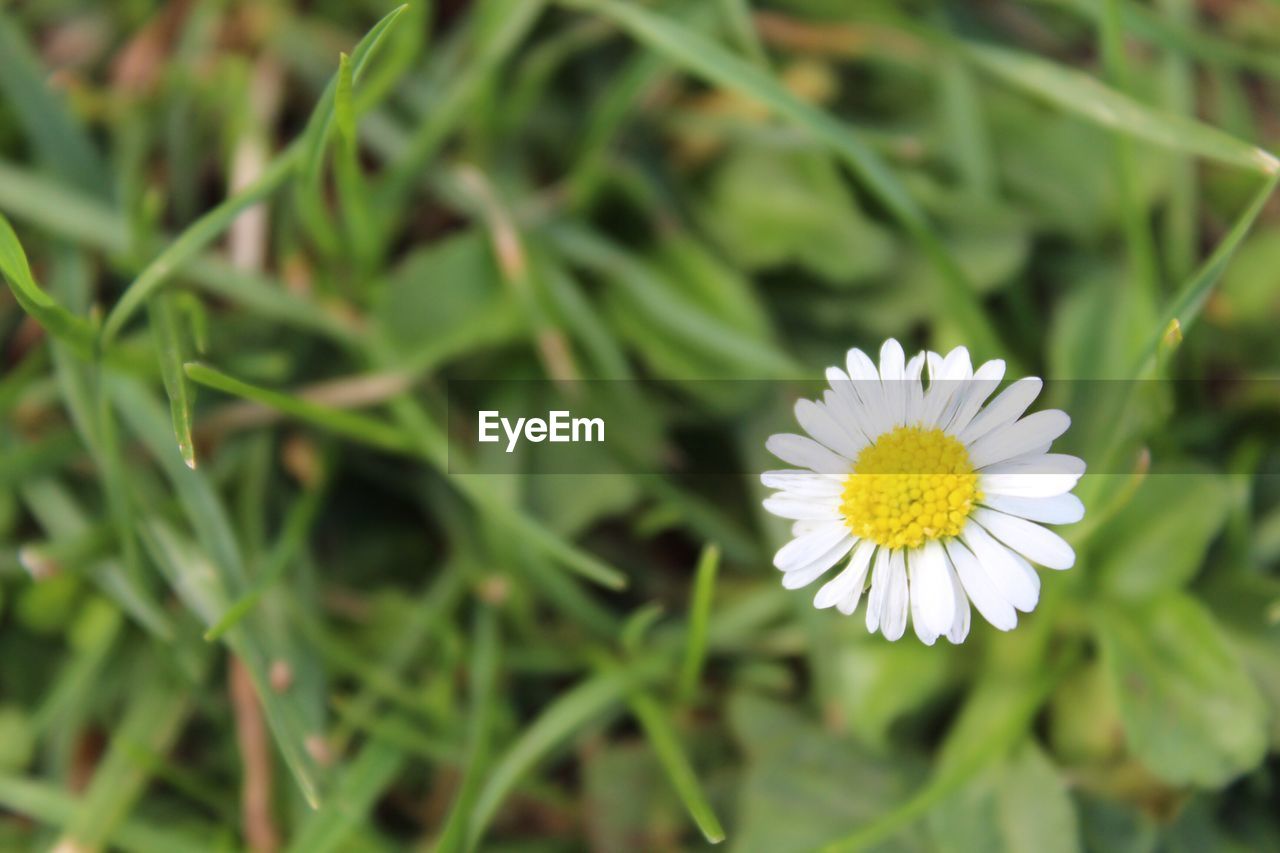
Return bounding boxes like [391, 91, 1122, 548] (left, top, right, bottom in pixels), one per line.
[296, 5, 410, 185]
[466, 661, 662, 847]
[677, 544, 720, 704]
[1133, 171, 1280, 377]
[102, 6, 408, 343]
[627, 687, 726, 844]
[963, 41, 1280, 175]
[284, 740, 404, 853]
[100, 150, 299, 343]
[0, 213, 96, 357]
[185, 362, 418, 456]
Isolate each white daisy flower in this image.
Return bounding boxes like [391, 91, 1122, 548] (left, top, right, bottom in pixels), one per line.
[762, 339, 1084, 644]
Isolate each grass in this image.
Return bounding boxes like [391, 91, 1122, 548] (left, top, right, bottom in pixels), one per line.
[3, 0, 1280, 850]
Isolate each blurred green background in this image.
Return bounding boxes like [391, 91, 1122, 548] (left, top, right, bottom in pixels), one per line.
[2, 0, 1280, 850]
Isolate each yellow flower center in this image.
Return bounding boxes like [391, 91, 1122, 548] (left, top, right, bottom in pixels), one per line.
[841, 426, 981, 550]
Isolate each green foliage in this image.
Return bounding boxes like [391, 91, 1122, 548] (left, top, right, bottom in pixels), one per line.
[1, 0, 1279, 850]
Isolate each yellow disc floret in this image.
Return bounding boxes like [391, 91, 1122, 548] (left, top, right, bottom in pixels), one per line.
[841, 426, 981, 550]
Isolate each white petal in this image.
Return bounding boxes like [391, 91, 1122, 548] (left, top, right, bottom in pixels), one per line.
[762, 493, 841, 520]
[846, 348, 891, 437]
[781, 534, 857, 589]
[773, 521, 849, 571]
[959, 377, 1042, 446]
[881, 549, 909, 641]
[982, 493, 1085, 525]
[944, 560, 971, 644]
[823, 390, 872, 447]
[864, 546, 891, 633]
[1009, 550, 1042, 608]
[969, 410, 1071, 469]
[974, 507, 1075, 570]
[904, 352, 926, 424]
[911, 589, 939, 645]
[961, 521, 1040, 612]
[921, 347, 973, 428]
[943, 360, 1006, 435]
[761, 470, 844, 497]
[879, 339, 907, 427]
[944, 538, 1017, 631]
[980, 454, 1086, 498]
[825, 367, 880, 445]
[791, 519, 826, 537]
[766, 433, 851, 475]
[814, 539, 875, 610]
[909, 541, 956, 637]
[795, 398, 866, 459]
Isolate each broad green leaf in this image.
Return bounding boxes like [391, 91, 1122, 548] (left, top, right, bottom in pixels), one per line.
[374, 229, 523, 367]
[928, 741, 1081, 853]
[834, 636, 960, 749]
[729, 691, 926, 853]
[965, 42, 1280, 175]
[1091, 468, 1231, 599]
[697, 148, 895, 284]
[1217, 224, 1280, 322]
[823, 667, 1066, 852]
[1097, 593, 1268, 786]
[581, 741, 685, 850]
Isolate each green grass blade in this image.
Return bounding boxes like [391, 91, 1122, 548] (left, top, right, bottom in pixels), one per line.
[379, 0, 547, 200]
[677, 544, 720, 704]
[19, 477, 174, 642]
[964, 40, 1280, 175]
[0, 161, 358, 344]
[150, 293, 198, 469]
[0, 775, 213, 853]
[435, 606, 503, 853]
[60, 660, 200, 851]
[0, 213, 96, 357]
[284, 740, 404, 853]
[138, 519, 326, 809]
[1134, 171, 1280, 377]
[0, 14, 110, 200]
[185, 362, 419, 455]
[466, 664, 659, 847]
[109, 375, 248, 590]
[627, 688, 726, 844]
[296, 5, 410, 185]
[101, 150, 299, 343]
[205, 464, 331, 641]
[556, 0, 1005, 358]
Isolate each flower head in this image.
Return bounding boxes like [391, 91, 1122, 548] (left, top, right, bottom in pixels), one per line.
[763, 339, 1084, 644]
